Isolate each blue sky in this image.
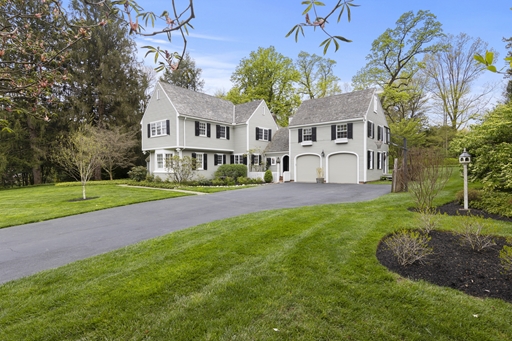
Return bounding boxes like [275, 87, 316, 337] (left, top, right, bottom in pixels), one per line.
[132, 0, 511, 97]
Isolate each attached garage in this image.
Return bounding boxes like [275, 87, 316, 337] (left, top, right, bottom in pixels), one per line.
[296, 155, 320, 182]
[328, 153, 358, 183]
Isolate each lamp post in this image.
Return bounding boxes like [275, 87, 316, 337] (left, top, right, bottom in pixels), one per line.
[458, 148, 471, 210]
[276, 157, 280, 183]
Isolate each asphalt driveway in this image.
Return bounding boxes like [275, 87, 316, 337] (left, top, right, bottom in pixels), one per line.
[0, 183, 390, 284]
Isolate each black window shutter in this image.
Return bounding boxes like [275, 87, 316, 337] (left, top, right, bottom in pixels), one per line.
[207, 123, 211, 137]
[243, 155, 247, 165]
[203, 154, 208, 170]
[298, 129, 303, 143]
[214, 154, 218, 166]
[166, 120, 170, 135]
[195, 121, 199, 136]
[268, 129, 272, 142]
[267, 158, 271, 167]
[367, 122, 371, 138]
[227, 127, 230, 140]
[191, 153, 197, 170]
[312, 127, 317, 142]
[216, 125, 220, 139]
[147, 124, 151, 138]
[367, 150, 371, 169]
[256, 127, 260, 140]
[230, 155, 234, 164]
[331, 125, 336, 140]
[348, 123, 353, 139]
[223, 155, 226, 165]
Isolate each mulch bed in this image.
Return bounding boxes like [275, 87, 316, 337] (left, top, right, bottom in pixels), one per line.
[377, 202, 512, 303]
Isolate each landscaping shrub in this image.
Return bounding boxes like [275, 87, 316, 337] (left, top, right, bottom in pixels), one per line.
[455, 188, 482, 205]
[264, 169, 273, 183]
[215, 164, 247, 180]
[145, 174, 155, 182]
[499, 245, 512, 274]
[469, 191, 512, 218]
[237, 176, 249, 185]
[127, 166, 148, 182]
[418, 208, 440, 235]
[456, 216, 496, 252]
[384, 230, 433, 266]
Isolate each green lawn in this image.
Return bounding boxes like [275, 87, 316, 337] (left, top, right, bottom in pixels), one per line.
[0, 184, 191, 229]
[1, 176, 511, 340]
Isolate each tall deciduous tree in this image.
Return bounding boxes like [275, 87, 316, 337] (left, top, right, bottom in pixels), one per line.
[160, 52, 204, 92]
[352, 10, 445, 123]
[422, 33, 494, 130]
[296, 51, 341, 99]
[226, 46, 300, 127]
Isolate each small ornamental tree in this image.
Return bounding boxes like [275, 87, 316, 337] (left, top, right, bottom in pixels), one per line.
[53, 125, 105, 199]
[166, 155, 195, 184]
[407, 147, 453, 212]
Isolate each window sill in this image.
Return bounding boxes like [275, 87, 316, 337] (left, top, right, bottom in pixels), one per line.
[301, 141, 313, 146]
[335, 138, 348, 144]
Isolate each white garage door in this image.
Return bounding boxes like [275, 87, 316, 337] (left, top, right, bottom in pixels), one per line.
[296, 155, 320, 182]
[328, 153, 358, 183]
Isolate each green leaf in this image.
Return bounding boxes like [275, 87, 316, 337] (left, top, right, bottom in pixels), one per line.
[313, 1, 325, 6]
[473, 54, 485, 64]
[334, 35, 352, 43]
[320, 38, 331, 55]
[302, 3, 313, 15]
[333, 38, 340, 52]
[486, 65, 497, 73]
[485, 51, 494, 65]
[286, 25, 298, 38]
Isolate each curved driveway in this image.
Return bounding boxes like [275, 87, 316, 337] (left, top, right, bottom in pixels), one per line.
[0, 183, 390, 284]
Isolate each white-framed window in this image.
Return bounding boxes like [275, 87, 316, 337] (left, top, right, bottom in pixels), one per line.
[233, 154, 244, 164]
[218, 125, 226, 139]
[336, 124, 348, 139]
[150, 120, 168, 137]
[156, 152, 173, 170]
[256, 127, 270, 141]
[199, 122, 206, 136]
[377, 152, 382, 170]
[214, 154, 225, 166]
[195, 153, 204, 170]
[367, 121, 374, 139]
[303, 128, 312, 141]
[367, 150, 374, 170]
[270, 157, 276, 166]
[377, 125, 384, 141]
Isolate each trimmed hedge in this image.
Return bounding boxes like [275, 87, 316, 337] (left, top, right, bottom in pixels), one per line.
[214, 164, 247, 179]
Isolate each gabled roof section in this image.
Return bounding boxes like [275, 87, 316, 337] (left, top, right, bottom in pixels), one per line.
[234, 100, 264, 124]
[289, 88, 376, 127]
[265, 127, 289, 153]
[158, 81, 234, 123]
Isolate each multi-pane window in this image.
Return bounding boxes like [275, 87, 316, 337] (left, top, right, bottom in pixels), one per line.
[219, 125, 227, 139]
[257, 128, 270, 141]
[156, 153, 172, 169]
[150, 120, 167, 137]
[215, 154, 224, 165]
[195, 153, 204, 170]
[233, 154, 244, 164]
[303, 128, 312, 141]
[198, 122, 206, 136]
[336, 124, 348, 139]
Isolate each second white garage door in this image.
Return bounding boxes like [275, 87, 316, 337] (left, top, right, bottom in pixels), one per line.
[328, 153, 358, 183]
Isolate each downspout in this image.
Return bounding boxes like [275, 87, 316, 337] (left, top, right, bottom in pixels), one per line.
[363, 119, 367, 183]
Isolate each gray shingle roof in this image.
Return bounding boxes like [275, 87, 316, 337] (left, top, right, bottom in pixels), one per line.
[159, 82, 234, 123]
[265, 127, 289, 153]
[234, 100, 263, 124]
[289, 88, 376, 126]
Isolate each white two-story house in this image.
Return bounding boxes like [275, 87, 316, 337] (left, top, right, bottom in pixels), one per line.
[141, 82, 279, 179]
